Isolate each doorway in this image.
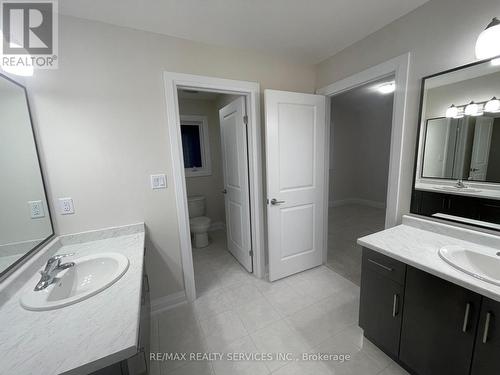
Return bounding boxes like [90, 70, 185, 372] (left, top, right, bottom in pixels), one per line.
[164, 72, 265, 302]
[327, 76, 395, 284]
[177, 89, 253, 296]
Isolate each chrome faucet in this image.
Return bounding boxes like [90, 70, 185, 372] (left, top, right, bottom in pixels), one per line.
[34, 253, 75, 291]
[455, 179, 466, 189]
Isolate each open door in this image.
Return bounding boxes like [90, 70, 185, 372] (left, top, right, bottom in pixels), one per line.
[219, 97, 253, 272]
[469, 116, 493, 181]
[265, 89, 327, 281]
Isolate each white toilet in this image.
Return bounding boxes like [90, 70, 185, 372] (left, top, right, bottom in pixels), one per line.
[187, 195, 212, 248]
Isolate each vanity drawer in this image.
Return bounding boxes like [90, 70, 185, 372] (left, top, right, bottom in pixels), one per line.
[362, 248, 406, 285]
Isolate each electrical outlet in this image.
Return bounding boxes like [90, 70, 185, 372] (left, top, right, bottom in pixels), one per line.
[150, 174, 167, 189]
[28, 200, 45, 219]
[58, 197, 75, 215]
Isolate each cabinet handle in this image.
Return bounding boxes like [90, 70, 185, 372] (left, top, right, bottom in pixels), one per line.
[462, 303, 471, 333]
[392, 294, 399, 317]
[482, 312, 492, 344]
[367, 259, 393, 272]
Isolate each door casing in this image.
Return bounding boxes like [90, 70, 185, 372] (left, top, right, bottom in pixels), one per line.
[164, 72, 264, 302]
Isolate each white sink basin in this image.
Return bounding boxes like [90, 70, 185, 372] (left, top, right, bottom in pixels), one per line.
[439, 245, 500, 286]
[21, 252, 129, 311]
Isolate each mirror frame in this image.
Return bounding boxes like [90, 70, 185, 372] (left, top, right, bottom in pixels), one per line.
[0, 72, 55, 282]
[411, 57, 500, 231]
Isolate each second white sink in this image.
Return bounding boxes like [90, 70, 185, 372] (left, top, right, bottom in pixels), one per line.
[439, 245, 500, 286]
[21, 252, 129, 311]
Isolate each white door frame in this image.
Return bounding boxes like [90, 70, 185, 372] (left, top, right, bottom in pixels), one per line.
[317, 53, 410, 262]
[163, 72, 265, 302]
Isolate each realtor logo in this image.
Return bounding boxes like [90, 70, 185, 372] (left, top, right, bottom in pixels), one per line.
[1, 0, 58, 70]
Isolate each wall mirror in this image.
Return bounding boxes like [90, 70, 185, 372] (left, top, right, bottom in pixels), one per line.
[411, 58, 500, 230]
[0, 73, 54, 279]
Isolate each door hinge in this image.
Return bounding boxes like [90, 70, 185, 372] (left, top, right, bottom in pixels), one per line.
[249, 250, 253, 257]
[243, 115, 248, 125]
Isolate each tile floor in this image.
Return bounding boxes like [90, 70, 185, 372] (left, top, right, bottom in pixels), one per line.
[149, 230, 409, 375]
[327, 204, 386, 285]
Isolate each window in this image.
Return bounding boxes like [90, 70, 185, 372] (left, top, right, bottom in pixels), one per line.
[180, 115, 211, 177]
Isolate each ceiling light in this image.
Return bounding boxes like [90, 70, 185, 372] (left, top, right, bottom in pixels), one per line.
[377, 81, 395, 94]
[476, 17, 500, 59]
[485, 97, 500, 113]
[445, 105, 459, 118]
[464, 101, 483, 116]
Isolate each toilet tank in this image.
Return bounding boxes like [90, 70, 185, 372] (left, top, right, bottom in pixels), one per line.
[187, 195, 206, 218]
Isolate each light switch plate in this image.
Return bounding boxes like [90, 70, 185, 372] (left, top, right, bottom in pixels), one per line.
[58, 197, 75, 215]
[151, 174, 167, 189]
[28, 200, 45, 219]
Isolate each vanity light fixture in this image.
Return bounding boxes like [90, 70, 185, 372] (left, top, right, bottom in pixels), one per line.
[485, 97, 500, 113]
[476, 17, 500, 59]
[464, 101, 483, 117]
[445, 105, 459, 118]
[377, 81, 396, 94]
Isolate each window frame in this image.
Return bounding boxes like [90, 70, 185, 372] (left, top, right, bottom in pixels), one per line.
[180, 115, 212, 177]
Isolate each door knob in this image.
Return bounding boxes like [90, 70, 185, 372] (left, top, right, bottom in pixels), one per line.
[270, 198, 285, 205]
[222, 189, 227, 194]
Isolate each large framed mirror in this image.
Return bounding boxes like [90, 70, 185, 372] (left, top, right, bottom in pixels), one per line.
[411, 57, 500, 230]
[0, 73, 54, 280]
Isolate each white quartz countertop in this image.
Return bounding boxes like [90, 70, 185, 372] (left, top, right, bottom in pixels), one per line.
[358, 216, 500, 302]
[0, 224, 145, 375]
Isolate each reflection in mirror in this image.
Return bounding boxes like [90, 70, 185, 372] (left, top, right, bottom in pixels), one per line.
[422, 114, 500, 182]
[412, 57, 500, 230]
[0, 74, 53, 277]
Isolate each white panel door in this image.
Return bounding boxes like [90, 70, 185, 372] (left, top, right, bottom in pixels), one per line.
[219, 97, 252, 272]
[469, 117, 494, 181]
[265, 89, 327, 281]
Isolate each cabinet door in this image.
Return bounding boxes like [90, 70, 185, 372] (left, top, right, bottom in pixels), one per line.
[400, 267, 481, 375]
[471, 298, 500, 375]
[359, 260, 404, 358]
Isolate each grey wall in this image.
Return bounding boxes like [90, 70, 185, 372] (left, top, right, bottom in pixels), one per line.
[330, 86, 393, 206]
[27, 16, 316, 300]
[179, 97, 226, 225]
[316, 0, 500, 223]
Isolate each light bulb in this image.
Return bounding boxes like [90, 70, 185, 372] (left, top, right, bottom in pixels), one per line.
[377, 81, 395, 94]
[476, 18, 500, 59]
[464, 102, 482, 116]
[445, 105, 459, 118]
[485, 97, 500, 113]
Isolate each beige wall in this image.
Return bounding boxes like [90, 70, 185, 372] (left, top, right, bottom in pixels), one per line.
[179, 97, 227, 225]
[26, 16, 316, 300]
[316, 0, 500, 223]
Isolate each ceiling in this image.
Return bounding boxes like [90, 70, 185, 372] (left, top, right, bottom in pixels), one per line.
[59, 0, 429, 64]
[332, 75, 396, 107]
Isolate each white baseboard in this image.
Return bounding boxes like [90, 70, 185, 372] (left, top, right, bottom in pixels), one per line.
[209, 221, 226, 232]
[151, 291, 187, 315]
[329, 198, 386, 209]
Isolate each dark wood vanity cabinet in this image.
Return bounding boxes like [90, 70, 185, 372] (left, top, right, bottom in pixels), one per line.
[399, 266, 481, 375]
[359, 249, 406, 359]
[411, 190, 500, 225]
[360, 248, 500, 375]
[471, 298, 500, 375]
